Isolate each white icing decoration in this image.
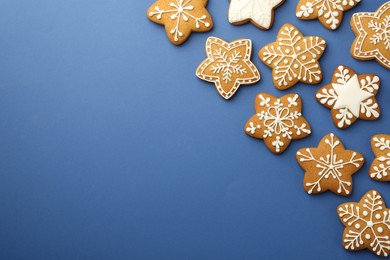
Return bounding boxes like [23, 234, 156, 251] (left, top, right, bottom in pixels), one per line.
[228, 0, 284, 29]
[371, 136, 390, 180]
[297, 133, 363, 195]
[210, 49, 247, 83]
[368, 15, 390, 49]
[246, 122, 261, 134]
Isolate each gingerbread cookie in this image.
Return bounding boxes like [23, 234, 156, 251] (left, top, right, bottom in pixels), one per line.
[296, 0, 361, 30]
[316, 65, 381, 129]
[369, 134, 390, 182]
[258, 24, 326, 90]
[244, 92, 311, 154]
[338, 190, 390, 257]
[297, 133, 364, 196]
[351, 2, 390, 70]
[147, 0, 213, 45]
[196, 37, 260, 99]
[228, 0, 285, 30]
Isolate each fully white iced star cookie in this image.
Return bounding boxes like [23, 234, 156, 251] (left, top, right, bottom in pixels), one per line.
[228, 0, 285, 30]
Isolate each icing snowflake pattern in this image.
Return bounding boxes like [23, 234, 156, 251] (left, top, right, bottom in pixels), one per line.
[338, 190, 390, 257]
[370, 135, 390, 182]
[147, 0, 212, 45]
[259, 24, 326, 90]
[245, 93, 311, 154]
[297, 133, 364, 196]
[196, 37, 260, 100]
[296, 0, 361, 30]
[368, 15, 390, 50]
[316, 65, 380, 129]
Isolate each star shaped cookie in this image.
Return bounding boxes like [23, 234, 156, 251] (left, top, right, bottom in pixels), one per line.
[338, 190, 390, 257]
[196, 37, 260, 99]
[369, 134, 390, 182]
[316, 65, 381, 129]
[147, 0, 213, 45]
[296, 0, 361, 30]
[228, 0, 285, 30]
[244, 92, 311, 154]
[296, 133, 364, 196]
[259, 24, 326, 90]
[351, 2, 390, 70]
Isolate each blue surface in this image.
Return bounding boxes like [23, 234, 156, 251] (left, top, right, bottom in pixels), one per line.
[0, 0, 389, 259]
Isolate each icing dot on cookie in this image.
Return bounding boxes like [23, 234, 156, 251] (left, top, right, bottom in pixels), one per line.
[378, 227, 383, 233]
[363, 210, 368, 216]
[301, 55, 306, 60]
[355, 223, 360, 229]
[365, 234, 371, 240]
[376, 213, 381, 219]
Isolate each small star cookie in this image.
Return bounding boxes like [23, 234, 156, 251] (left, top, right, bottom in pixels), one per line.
[370, 134, 390, 182]
[147, 0, 213, 45]
[296, 0, 361, 30]
[196, 37, 260, 99]
[316, 65, 381, 129]
[228, 0, 285, 30]
[259, 24, 326, 90]
[296, 133, 364, 196]
[338, 190, 390, 257]
[351, 2, 390, 70]
[244, 92, 311, 154]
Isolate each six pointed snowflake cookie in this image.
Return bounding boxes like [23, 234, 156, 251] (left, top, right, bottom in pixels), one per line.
[244, 92, 311, 154]
[338, 190, 390, 257]
[316, 65, 381, 129]
[147, 0, 213, 45]
[228, 0, 285, 30]
[259, 24, 326, 90]
[351, 2, 390, 70]
[196, 37, 261, 99]
[370, 134, 390, 182]
[296, 0, 361, 30]
[296, 133, 364, 196]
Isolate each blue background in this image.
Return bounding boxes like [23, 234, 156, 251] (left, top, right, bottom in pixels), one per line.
[0, 0, 389, 259]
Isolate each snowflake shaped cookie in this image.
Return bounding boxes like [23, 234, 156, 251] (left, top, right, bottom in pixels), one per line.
[147, 0, 213, 45]
[338, 190, 390, 257]
[351, 2, 390, 70]
[296, 0, 361, 30]
[245, 92, 311, 154]
[196, 37, 260, 99]
[297, 133, 364, 196]
[370, 134, 390, 182]
[259, 24, 326, 90]
[228, 0, 285, 30]
[316, 65, 381, 129]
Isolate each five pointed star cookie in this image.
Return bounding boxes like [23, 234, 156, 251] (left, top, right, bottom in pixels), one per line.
[316, 65, 381, 129]
[296, 133, 364, 196]
[351, 2, 390, 70]
[196, 37, 260, 99]
[147, 0, 213, 45]
[369, 134, 390, 182]
[259, 24, 326, 90]
[338, 190, 390, 257]
[228, 0, 285, 30]
[245, 92, 311, 154]
[296, 0, 361, 30]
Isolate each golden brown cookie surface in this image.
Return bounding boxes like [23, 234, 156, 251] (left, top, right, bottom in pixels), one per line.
[147, 0, 213, 45]
[244, 92, 311, 154]
[338, 190, 390, 257]
[258, 24, 326, 90]
[297, 133, 364, 196]
[370, 134, 390, 182]
[316, 65, 381, 129]
[351, 2, 390, 70]
[196, 37, 260, 99]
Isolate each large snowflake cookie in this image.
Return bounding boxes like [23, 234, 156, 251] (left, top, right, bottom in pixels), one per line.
[338, 190, 390, 257]
[196, 37, 260, 99]
[316, 65, 381, 129]
[228, 0, 285, 30]
[297, 133, 364, 196]
[244, 92, 311, 154]
[296, 0, 361, 30]
[147, 0, 213, 45]
[351, 2, 390, 70]
[370, 134, 390, 182]
[258, 24, 326, 90]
